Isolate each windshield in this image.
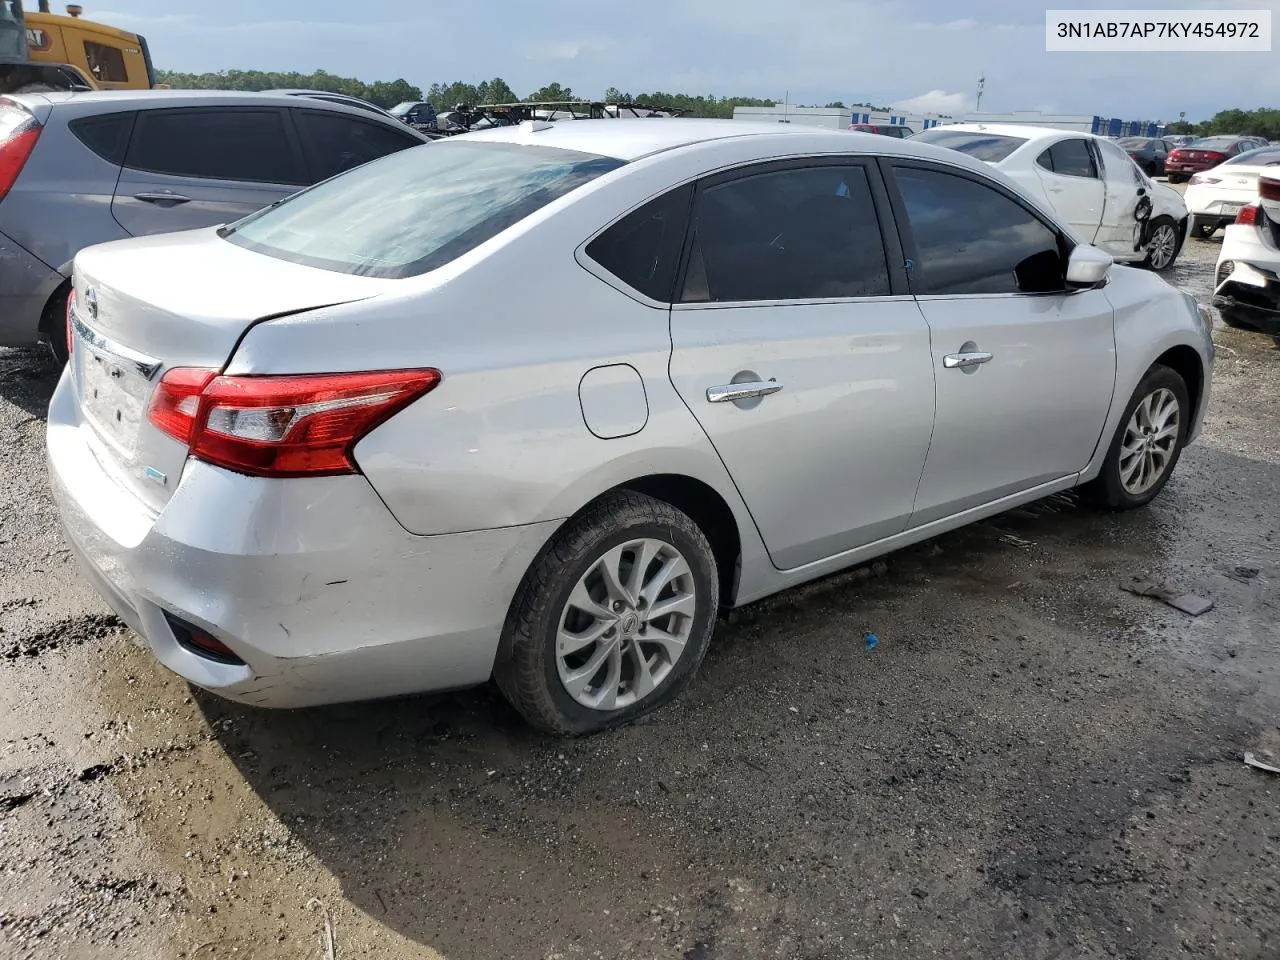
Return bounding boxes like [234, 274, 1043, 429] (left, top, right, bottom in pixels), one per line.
[1118, 138, 1154, 148]
[223, 140, 625, 279]
[1223, 147, 1280, 167]
[388, 102, 418, 117]
[0, 0, 24, 60]
[910, 129, 1028, 162]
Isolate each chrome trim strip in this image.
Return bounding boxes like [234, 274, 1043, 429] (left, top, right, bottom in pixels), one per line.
[71, 307, 163, 381]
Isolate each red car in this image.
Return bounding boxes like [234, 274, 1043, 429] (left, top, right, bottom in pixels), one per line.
[1165, 135, 1269, 183]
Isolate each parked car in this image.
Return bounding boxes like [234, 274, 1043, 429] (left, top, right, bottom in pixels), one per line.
[1165, 134, 1196, 148]
[1117, 136, 1172, 176]
[48, 120, 1214, 734]
[1214, 174, 1280, 332]
[0, 89, 431, 360]
[849, 123, 914, 138]
[265, 89, 400, 122]
[911, 123, 1189, 271]
[388, 100, 438, 132]
[1165, 135, 1269, 183]
[1184, 146, 1280, 238]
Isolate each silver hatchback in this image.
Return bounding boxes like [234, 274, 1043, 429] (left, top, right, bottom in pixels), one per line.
[48, 121, 1214, 735]
[0, 89, 431, 358]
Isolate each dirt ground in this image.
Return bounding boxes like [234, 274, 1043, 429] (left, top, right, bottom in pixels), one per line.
[2, 226, 1278, 960]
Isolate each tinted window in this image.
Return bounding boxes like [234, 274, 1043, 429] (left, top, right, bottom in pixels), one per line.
[1190, 137, 1243, 151]
[909, 129, 1028, 162]
[126, 109, 302, 184]
[294, 110, 420, 183]
[680, 164, 889, 303]
[68, 112, 133, 165]
[586, 184, 692, 302]
[223, 140, 623, 279]
[893, 166, 1064, 296]
[1037, 139, 1097, 178]
[83, 40, 128, 83]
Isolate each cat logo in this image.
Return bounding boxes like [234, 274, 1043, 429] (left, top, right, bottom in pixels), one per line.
[25, 27, 53, 52]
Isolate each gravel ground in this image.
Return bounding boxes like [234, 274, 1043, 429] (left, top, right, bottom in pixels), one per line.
[1, 226, 1278, 960]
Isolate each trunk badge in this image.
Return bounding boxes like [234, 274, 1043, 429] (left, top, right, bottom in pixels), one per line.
[84, 287, 98, 319]
[143, 466, 167, 486]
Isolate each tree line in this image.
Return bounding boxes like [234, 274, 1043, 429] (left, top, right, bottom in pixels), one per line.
[154, 69, 784, 117]
[1165, 108, 1280, 140]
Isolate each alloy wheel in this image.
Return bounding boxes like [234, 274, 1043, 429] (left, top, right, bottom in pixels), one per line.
[1119, 387, 1181, 495]
[555, 538, 697, 711]
[1147, 223, 1178, 269]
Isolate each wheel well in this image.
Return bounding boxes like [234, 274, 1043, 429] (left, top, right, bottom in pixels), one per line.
[617, 474, 742, 607]
[1155, 345, 1204, 420]
[38, 277, 71, 341]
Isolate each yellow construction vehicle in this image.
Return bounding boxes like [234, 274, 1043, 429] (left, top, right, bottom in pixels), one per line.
[0, 1, 154, 93]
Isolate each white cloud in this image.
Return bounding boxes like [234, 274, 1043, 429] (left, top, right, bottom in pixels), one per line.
[893, 90, 975, 114]
[910, 18, 978, 31]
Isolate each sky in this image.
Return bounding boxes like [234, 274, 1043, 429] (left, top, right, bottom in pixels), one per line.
[90, 0, 1279, 122]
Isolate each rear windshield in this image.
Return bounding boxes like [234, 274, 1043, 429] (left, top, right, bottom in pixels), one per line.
[221, 140, 624, 279]
[1118, 138, 1155, 148]
[909, 129, 1028, 162]
[1188, 138, 1241, 151]
[1223, 147, 1280, 167]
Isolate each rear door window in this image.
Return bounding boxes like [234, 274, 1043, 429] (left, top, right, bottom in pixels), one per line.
[124, 108, 304, 185]
[1036, 139, 1098, 178]
[292, 109, 422, 183]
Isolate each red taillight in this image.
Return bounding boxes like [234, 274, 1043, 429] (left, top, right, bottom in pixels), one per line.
[1202, 151, 1226, 164]
[1260, 176, 1280, 203]
[0, 125, 40, 203]
[1236, 205, 1260, 225]
[147, 368, 441, 478]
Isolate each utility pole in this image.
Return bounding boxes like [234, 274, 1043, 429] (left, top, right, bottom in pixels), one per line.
[975, 73, 985, 112]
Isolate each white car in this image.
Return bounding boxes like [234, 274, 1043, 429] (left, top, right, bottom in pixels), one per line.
[47, 120, 1215, 734]
[1185, 145, 1280, 239]
[1214, 173, 1280, 333]
[912, 123, 1189, 271]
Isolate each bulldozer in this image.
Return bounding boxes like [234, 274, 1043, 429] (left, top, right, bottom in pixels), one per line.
[0, 1, 155, 94]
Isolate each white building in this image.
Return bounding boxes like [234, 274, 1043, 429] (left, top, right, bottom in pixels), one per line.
[731, 105, 1167, 138]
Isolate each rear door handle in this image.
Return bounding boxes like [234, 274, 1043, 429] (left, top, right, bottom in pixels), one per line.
[134, 192, 192, 207]
[706, 380, 783, 403]
[943, 351, 994, 369]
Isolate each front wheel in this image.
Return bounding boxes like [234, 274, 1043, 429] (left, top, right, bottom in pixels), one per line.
[1143, 217, 1180, 271]
[494, 491, 720, 735]
[1080, 364, 1190, 510]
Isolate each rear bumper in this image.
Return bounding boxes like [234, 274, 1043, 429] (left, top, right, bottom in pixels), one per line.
[46, 369, 559, 709]
[0, 230, 63, 347]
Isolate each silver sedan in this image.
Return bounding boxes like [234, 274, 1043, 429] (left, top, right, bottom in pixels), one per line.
[48, 120, 1215, 734]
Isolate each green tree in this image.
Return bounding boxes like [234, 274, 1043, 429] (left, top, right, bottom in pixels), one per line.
[824, 100, 847, 109]
[154, 68, 422, 108]
[483, 77, 518, 103]
[526, 82, 574, 102]
[427, 81, 481, 108]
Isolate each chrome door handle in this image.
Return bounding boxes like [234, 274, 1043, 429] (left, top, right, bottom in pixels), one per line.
[943, 351, 994, 369]
[706, 380, 782, 403]
[134, 192, 192, 206]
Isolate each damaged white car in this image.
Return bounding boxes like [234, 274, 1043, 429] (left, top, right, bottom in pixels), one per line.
[912, 123, 1189, 271]
[1214, 174, 1280, 333]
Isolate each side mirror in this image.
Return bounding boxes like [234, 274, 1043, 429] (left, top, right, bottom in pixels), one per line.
[1065, 244, 1113, 288]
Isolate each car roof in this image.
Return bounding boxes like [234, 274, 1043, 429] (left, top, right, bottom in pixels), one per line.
[456, 118, 947, 162]
[919, 123, 1086, 144]
[11, 88, 381, 112]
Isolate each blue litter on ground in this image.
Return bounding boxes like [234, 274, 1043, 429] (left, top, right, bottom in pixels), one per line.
[865, 633, 879, 651]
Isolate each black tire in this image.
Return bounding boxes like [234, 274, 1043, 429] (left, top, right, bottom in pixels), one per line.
[1142, 216, 1180, 271]
[1167, 173, 1186, 184]
[494, 491, 720, 735]
[1192, 220, 1216, 240]
[1080, 364, 1191, 510]
[39, 279, 71, 366]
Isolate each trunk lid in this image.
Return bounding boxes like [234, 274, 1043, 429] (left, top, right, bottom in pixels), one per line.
[70, 227, 395, 513]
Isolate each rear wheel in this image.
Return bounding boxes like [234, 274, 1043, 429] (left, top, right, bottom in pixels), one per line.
[1080, 364, 1190, 510]
[1166, 173, 1186, 184]
[1143, 217, 1180, 271]
[1192, 219, 1216, 240]
[494, 491, 720, 735]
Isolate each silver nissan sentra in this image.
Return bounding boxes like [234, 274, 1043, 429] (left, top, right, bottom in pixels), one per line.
[47, 119, 1214, 735]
